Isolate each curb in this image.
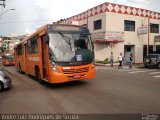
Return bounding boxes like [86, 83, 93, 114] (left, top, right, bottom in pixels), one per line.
[2, 66, 23, 80]
[95, 63, 144, 67]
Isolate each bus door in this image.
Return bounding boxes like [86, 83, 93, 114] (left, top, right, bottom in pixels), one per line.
[23, 44, 27, 72]
[41, 35, 48, 79]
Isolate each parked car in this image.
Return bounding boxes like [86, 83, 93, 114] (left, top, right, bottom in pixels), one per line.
[144, 54, 160, 68]
[0, 68, 12, 92]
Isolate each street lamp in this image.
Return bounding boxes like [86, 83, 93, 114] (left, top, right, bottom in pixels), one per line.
[0, 0, 5, 8]
[0, 8, 15, 17]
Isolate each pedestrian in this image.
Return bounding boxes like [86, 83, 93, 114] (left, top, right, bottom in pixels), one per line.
[110, 52, 114, 67]
[129, 53, 133, 69]
[118, 53, 123, 69]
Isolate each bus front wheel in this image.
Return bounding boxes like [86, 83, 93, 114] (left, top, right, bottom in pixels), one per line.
[0, 82, 4, 92]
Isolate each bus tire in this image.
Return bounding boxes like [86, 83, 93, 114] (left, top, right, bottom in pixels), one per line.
[35, 67, 43, 84]
[158, 63, 160, 69]
[144, 64, 148, 68]
[0, 82, 4, 92]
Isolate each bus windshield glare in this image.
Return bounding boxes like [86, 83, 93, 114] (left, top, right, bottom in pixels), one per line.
[49, 32, 94, 65]
[5, 55, 14, 61]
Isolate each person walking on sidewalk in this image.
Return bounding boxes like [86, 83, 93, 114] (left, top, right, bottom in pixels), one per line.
[118, 53, 123, 69]
[110, 52, 114, 67]
[129, 53, 133, 69]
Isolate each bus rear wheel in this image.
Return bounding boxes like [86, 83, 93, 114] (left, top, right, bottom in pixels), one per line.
[158, 63, 160, 69]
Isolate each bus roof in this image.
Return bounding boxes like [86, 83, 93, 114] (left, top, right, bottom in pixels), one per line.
[14, 24, 88, 48]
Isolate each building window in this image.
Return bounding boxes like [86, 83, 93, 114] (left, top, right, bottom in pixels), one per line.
[94, 19, 102, 30]
[150, 23, 159, 33]
[27, 40, 31, 54]
[126, 46, 131, 52]
[124, 20, 135, 31]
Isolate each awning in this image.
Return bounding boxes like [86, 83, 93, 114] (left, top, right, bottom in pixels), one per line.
[93, 39, 124, 43]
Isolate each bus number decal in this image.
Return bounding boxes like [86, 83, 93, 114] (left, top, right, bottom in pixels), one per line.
[28, 57, 39, 62]
[63, 67, 71, 70]
[32, 57, 39, 62]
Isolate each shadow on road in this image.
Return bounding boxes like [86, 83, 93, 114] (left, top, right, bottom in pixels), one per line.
[27, 74, 89, 89]
[45, 81, 89, 89]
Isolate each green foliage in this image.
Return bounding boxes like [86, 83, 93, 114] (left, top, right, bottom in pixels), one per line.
[102, 61, 110, 64]
[96, 58, 110, 64]
[96, 61, 103, 63]
[104, 58, 109, 62]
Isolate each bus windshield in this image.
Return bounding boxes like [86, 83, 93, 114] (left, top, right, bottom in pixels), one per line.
[49, 32, 94, 65]
[5, 54, 14, 61]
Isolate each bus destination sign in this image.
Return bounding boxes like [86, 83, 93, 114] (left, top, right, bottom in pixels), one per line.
[48, 25, 80, 32]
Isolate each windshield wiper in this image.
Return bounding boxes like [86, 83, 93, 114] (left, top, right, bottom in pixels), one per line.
[58, 32, 72, 52]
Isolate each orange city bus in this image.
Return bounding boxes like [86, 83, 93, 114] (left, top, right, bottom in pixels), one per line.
[14, 24, 96, 83]
[2, 53, 15, 66]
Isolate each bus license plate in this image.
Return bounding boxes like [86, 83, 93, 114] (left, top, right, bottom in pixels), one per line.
[74, 75, 81, 79]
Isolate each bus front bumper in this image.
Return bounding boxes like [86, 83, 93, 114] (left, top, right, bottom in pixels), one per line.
[49, 67, 96, 83]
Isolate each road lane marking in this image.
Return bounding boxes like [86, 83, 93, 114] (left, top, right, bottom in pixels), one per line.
[147, 69, 159, 71]
[127, 69, 157, 72]
[150, 72, 160, 74]
[118, 68, 143, 71]
[129, 71, 147, 73]
[118, 69, 132, 71]
[154, 75, 160, 78]
[118, 68, 150, 72]
[96, 67, 113, 70]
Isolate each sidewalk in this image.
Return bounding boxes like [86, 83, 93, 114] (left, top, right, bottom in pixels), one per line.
[95, 62, 144, 68]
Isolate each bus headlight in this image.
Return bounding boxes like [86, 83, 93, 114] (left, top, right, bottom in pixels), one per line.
[51, 62, 59, 72]
[91, 63, 95, 69]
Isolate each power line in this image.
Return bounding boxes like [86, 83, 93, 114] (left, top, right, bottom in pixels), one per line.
[0, 19, 55, 24]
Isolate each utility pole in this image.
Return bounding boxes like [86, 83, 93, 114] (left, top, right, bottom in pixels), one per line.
[147, 17, 150, 55]
[0, 0, 6, 8]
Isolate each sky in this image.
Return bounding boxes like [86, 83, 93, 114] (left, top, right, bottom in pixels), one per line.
[0, 0, 160, 36]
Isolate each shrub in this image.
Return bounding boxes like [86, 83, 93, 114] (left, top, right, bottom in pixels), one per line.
[104, 58, 109, 62]
[96, 58, 110, 64]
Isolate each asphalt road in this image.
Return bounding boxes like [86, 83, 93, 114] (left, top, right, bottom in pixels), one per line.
[0, 65, 160, 114]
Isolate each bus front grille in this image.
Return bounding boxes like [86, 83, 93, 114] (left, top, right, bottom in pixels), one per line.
[62, 67, 89, 74]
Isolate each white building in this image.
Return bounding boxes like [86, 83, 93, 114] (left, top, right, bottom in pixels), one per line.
[1, 34, 20, 54]
[60, 2, 160, 63]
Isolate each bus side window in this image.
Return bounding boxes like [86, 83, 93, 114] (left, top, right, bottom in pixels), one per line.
[17, 45, 23, 55]
[27, 36, 39, 54]
[32, 36, 39, 53]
